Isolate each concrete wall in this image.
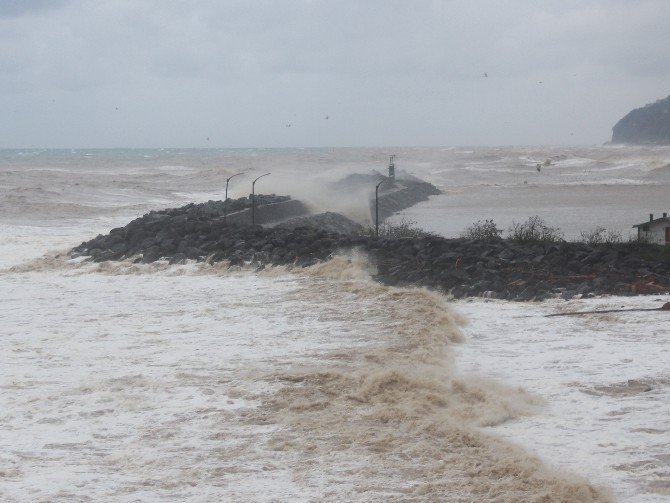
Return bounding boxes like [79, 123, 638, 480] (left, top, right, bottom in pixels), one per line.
[226, 199, 309, 225]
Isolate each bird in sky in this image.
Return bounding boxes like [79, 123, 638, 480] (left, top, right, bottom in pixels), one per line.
[483, 72, 488, 78]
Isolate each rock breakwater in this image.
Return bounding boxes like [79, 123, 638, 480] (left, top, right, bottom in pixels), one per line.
[332, 171, 441, 220]
[71, 202, 670, 301]
[370, 237, 670, 300]
[374, 179, 442, 221]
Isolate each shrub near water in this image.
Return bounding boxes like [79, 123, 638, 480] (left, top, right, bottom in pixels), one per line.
[508, 215, 564, 243]
[579, 226, 623, 245]
[461, 219, 503, 240]
[370, 217, 437, 239]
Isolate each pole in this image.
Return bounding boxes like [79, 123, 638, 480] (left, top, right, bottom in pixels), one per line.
[224, 172, 243, 224]
[251, 173, 271, 226]
[375, 177, 387, 237]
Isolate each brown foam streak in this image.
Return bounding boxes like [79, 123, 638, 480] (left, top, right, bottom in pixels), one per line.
[253, 252, 613, 501]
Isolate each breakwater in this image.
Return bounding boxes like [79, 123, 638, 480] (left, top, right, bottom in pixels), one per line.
[71, 201, 670, 301]
[374, 179, 442, 221]
[331, 172, 441, 221]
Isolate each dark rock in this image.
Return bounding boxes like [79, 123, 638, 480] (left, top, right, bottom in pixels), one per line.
[276, 212, 365, 236]
[69, 198, 670, 302]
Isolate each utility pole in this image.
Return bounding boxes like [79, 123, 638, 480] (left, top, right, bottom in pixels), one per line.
[224, 172, 243, 224]
[251, 173, 271, 226]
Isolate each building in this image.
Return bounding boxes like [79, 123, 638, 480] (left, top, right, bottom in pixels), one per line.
[633, 213, 670, 244]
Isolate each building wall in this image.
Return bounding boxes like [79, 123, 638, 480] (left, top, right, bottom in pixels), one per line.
[638, 223, 669, 245]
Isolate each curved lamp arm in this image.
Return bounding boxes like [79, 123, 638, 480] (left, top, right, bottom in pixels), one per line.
[251, 173, 271, 226]
[224, 171, 244, 223]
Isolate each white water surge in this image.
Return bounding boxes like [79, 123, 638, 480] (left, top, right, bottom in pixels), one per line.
[0, 260, 385, 501]
[456, 297, 670, 502]
[1, 254, 612, 501]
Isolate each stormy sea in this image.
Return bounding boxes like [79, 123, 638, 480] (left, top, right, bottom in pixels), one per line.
[1, 146, 669, 502]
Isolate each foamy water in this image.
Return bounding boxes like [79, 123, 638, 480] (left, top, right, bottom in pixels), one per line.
[456, 297, 670, 502]
[1, 146, 669, 501]
[1, 254, 610, 501]
[0, 260, 388, 501]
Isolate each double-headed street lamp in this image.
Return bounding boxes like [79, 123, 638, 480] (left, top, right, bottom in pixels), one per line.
[251, 173, 271, 226]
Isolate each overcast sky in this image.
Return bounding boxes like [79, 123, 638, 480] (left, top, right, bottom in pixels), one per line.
[1, 0, 669, 148]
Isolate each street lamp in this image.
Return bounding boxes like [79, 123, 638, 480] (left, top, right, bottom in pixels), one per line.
[251, 173, 271, 226]
[224, 172, 243, 224]
[375, 177, 389, 237]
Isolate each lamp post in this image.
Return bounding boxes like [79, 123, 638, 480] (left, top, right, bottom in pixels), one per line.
[224, 172, 243, 224]
[375, 177, 388, 237]
[251, 173, 271, 226]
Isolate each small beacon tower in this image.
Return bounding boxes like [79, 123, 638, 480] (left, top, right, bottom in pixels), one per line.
[388, 154, 396, 182]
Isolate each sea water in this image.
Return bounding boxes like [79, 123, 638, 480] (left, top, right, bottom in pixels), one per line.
[1, 147, 669, 501]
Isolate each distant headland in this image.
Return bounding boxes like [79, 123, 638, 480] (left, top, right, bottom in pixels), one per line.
[611, 95, 670, 144]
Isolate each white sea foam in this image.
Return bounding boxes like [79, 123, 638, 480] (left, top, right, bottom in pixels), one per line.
[0, 266, 334, 500]
[0, 255, 611, 501]
[455, 297, 670, 502]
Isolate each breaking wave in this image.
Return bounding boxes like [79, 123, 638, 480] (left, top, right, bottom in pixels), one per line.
[3, 249, 613, 500]
[245, 253, 611, 501]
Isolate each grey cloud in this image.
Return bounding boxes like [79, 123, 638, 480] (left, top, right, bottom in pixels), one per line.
[0, 0, 68, 18]
[1, 0, 669, 147]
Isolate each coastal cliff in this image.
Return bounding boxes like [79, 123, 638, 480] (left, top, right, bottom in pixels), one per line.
[611, 95, 670, 144]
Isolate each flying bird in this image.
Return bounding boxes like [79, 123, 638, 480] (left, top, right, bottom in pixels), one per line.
[483, 72, 488, 78]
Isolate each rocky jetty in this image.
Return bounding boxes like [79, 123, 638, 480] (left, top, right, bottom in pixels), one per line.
[71, 195, 304, 263]
[370, 237, 670, 300]
[218, 194, 308, 225]
[612, 95, 670, 144]
[276, 212, 365, 235]
[374, 179, 442, 221]
[71, 202, 670, 301]
[71, 209, 364, 267]
[332, 171, 441, 220]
